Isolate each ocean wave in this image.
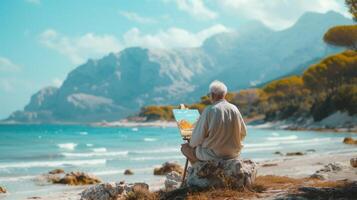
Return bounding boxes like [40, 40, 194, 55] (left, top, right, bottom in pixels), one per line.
[93, 148, 107, 153]
[93, 167, 153, 176]
[57, 143, 77, 150]
[79, 131, 88, 135]
[131, 128, 139, 131]
[130, 155, 184, 161]
[143, 138, 157, 142]
[267, 135, 298, 141]
[271, 132, 280, 136]
[0, 175, 36, 182]
[0, 159, 106, 169]
[245, 142, 279, 148]
[129, 148, 180, 154]
[243, 147, 282, 152]
[86, 143, 94, 147]
[62, 151, 128, 158]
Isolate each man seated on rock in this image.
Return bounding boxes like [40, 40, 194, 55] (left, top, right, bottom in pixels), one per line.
[181, 80, 247, 163]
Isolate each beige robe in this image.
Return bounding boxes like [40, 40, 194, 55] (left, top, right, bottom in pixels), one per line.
[189, 99, 247, 161]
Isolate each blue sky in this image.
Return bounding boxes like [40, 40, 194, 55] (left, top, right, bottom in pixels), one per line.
[0, 0, 349, 119]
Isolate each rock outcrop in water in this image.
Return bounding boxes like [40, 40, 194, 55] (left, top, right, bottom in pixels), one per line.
[53, 172, 101, 185]
[343, 137, 357, 145]
[40, 170, 101, 186]
[154, 162, 183, 175]
[0, 186, 6, 193]
[184, 159, 257, 189]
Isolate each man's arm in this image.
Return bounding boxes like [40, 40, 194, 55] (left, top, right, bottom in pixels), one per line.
[189, 108, 209, 147]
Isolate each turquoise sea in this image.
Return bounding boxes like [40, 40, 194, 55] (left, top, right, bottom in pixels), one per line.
[0, 124, 356, 199]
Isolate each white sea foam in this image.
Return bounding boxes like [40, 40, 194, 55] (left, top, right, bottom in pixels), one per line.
[131, 128, 139, 131]
[93, 148, 107, 153]
[0, 159, 106, 169]
[271, 132, 280, 136]
[62, 151, 128, 158]
[86, 144, 94, 147]
[267, 135, 298, 141]
[57, 143, 77, 150]
[245, 142, 279, 148]
[130, 155, 183, 161]
[93, 167, 153, 176]
[0, 175, 35, 182]
[79, 131, 88, 135]
[144, 138, 157, 142]
[130, 148, 179, 154]
[243, 147, 282, 152]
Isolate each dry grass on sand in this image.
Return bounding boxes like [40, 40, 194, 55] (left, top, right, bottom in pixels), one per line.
[124, 175, 357, 200]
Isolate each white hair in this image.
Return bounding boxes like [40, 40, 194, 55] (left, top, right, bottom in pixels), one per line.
[209, 80, 227, 96]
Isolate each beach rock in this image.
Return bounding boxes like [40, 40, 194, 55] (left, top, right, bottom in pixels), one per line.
[80, 182, 126, 200]
[350, 158, 357, 168]
[124, 169, 133, 175]
[0, 186, 6, 193]
[261, 163, 278, 167]
[53, 171, 101, 185]
[310, 162, 345, 180]
[48, 168, 65, 174]
[80, 182, 149, 200]
[286, 152, 305, 156]
[185, 159, 257, 189]
[343, 137, 357, 145]
[274, 151, 283, 156]
[165, 171, 182, 191]
[154, 162, 183, 175]
[310, 172, 328, 180]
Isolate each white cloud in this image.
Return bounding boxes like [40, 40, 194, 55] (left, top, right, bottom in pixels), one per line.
[39, 29, 121, 64]
[52, 78, 63, 87]
[174, 0, 217, 20]
[0, 57, 21, 72]
[122, 24, 230, 49]
[25, 0, 40, 5]
[119, 11, 157, 24]
[219, 0, 349, 30]
[39, 25, 229, 63]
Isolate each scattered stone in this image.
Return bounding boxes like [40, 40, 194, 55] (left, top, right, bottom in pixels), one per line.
[165, 171, 182, 191]
[274, 151, 283, 155]
[286, 152, 305, 156]
[310, 172, 328, 180]
[297, 182, 357, 199]
[343, 137, 357, 145]
[261, 163, 278, 167]
[350, 158, 357, 168]
[154, 162, 183, 175]
[310, 162, 344, 180]
[80, 182, 150, 200]
[27, 197, 41, 199]
[53, 171, 101, 185]
[185, 159, 257, 189]
[0, 186, 6, 193]
[306, 149, 316, 153]
[80, 182, 126, 200]
[48, 168, 65, 174]
[124, 169, 133, 175]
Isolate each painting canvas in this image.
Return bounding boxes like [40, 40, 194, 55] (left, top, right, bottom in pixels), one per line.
[173, 109, 200, 138]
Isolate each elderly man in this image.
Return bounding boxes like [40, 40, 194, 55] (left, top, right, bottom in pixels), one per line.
[181, 80, 247, 163]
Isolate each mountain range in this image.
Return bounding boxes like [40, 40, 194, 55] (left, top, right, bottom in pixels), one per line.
[4, 11, 353, 123]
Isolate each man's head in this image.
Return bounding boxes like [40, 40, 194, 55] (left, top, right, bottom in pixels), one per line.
[208, 80, 227, 103]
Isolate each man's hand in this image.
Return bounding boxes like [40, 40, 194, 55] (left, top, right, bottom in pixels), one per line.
[181, 143, 198, 163]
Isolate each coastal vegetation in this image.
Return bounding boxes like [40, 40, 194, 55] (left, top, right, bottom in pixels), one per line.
[138, 1, 357, 124]
[138, 50, 357, 123]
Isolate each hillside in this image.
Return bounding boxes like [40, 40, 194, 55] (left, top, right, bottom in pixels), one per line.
[3, 11, 353, 123]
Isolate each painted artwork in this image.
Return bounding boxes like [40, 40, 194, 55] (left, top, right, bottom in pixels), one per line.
[173, 109, 200, 138]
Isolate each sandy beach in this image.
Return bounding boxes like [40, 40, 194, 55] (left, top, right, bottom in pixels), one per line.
[3, 148, 353, 200]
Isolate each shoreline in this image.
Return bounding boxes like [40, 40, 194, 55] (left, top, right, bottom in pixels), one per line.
[3, 149, 355, 200]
